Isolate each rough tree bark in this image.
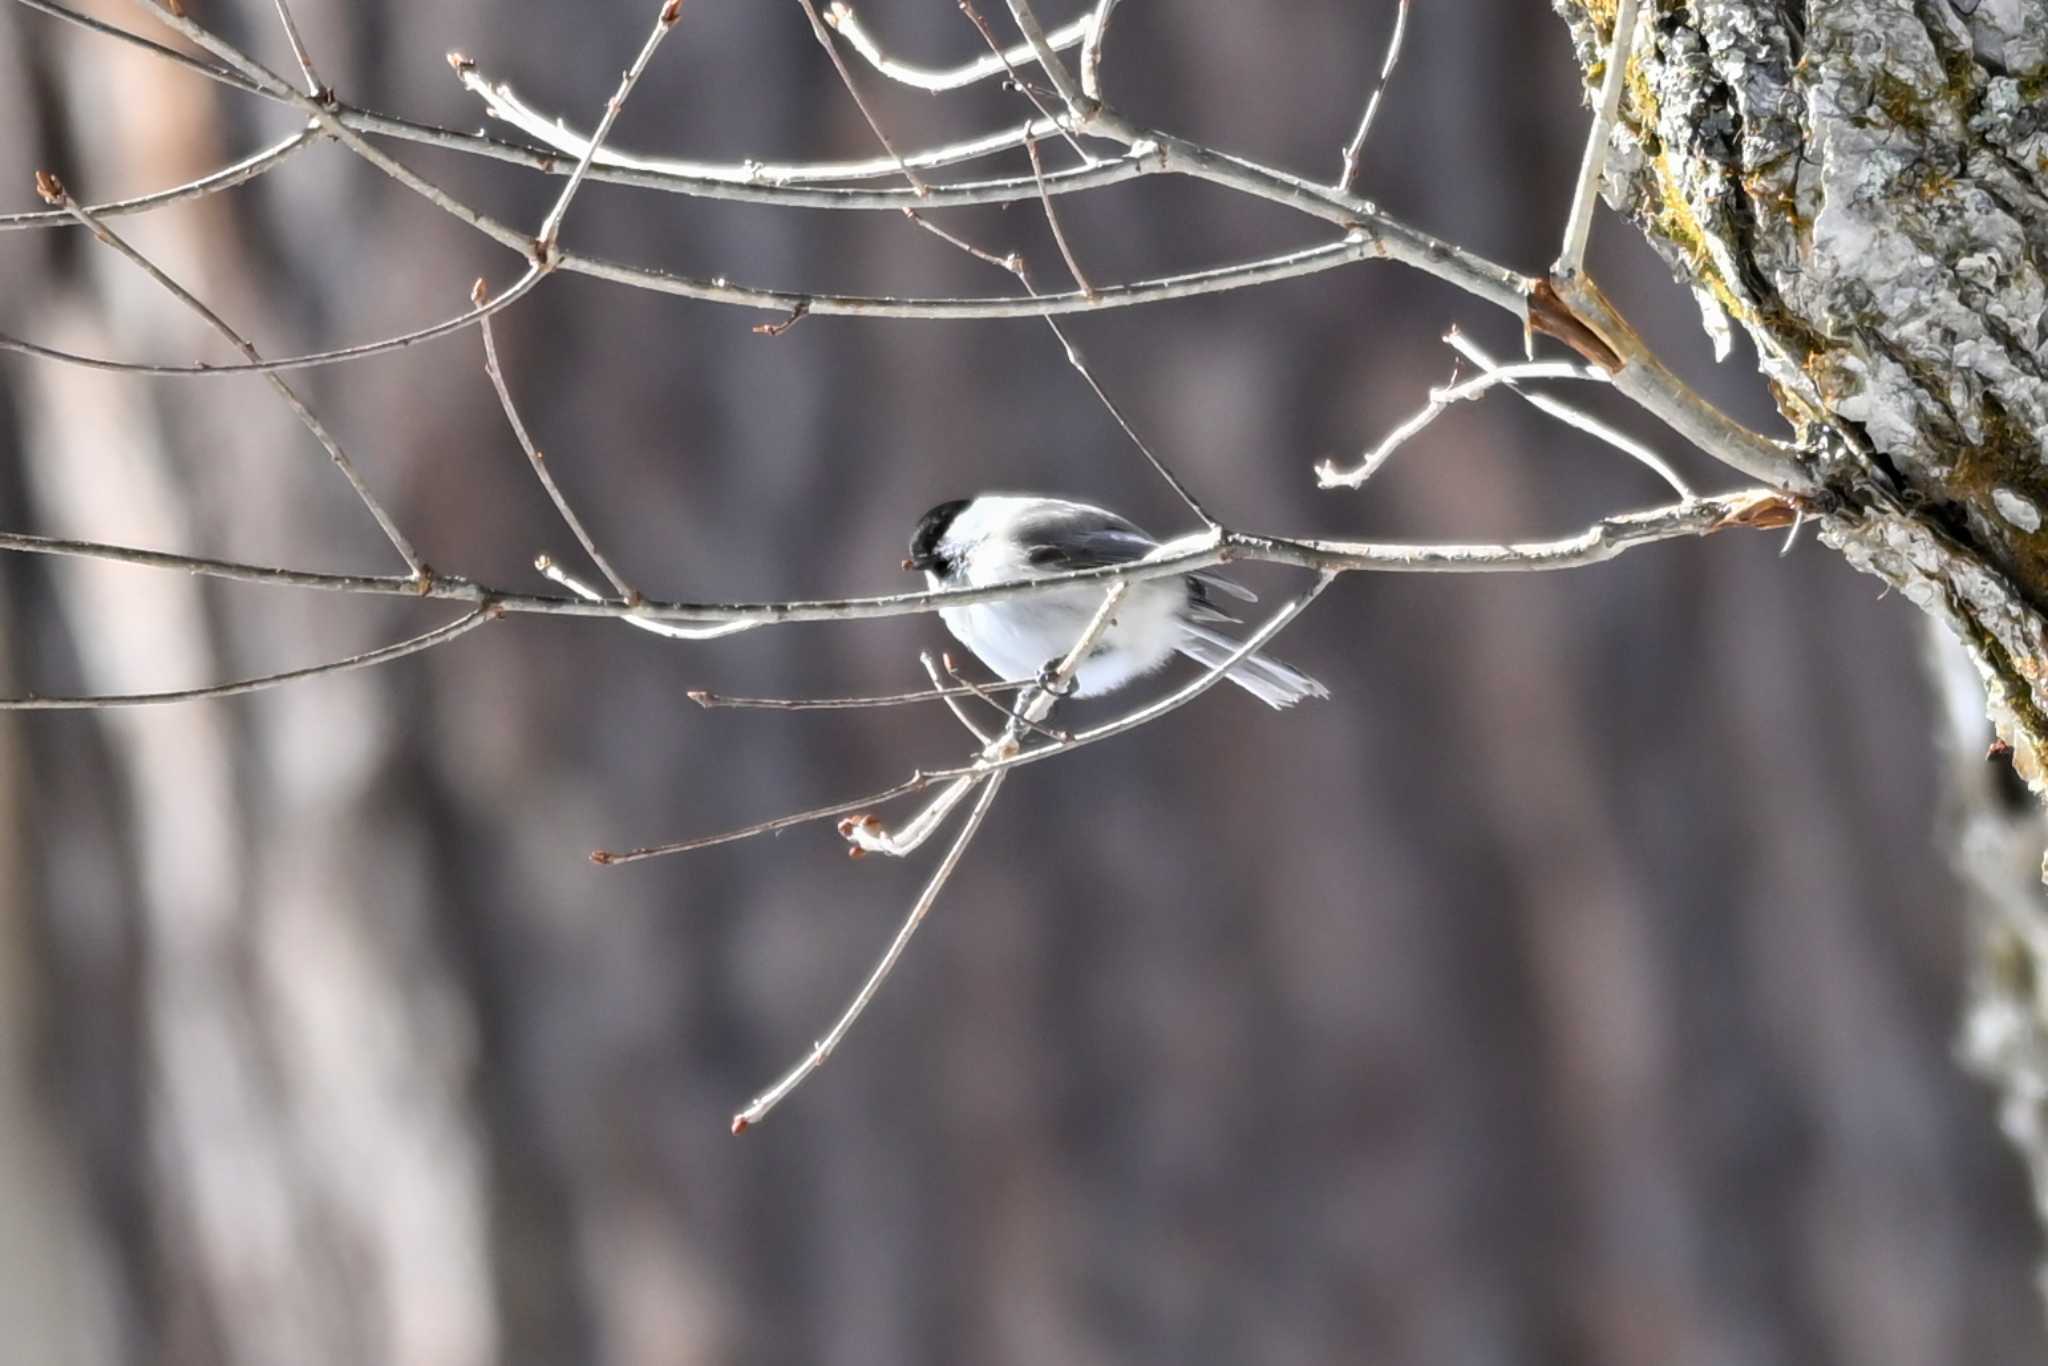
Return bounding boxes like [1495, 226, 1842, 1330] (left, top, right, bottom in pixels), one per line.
[1553, 0, 2048, 1258]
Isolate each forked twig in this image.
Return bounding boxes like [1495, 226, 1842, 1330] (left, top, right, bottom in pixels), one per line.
[1443, 330, 1693, 500]
[478, 282, 639, 602]
[0, 609, 494, 709]
[729, 771, 1004, 1133]
[268, 0, 326, 95]
[35, 172, 427, 578]
[794, 0, 927, 195]
[536, 556, 756, 640]
[730, 583, 1128, 1133]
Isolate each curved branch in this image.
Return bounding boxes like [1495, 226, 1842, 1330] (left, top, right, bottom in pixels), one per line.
[0, 608, 494, 709]
[828, 0, 1091, 92]
[0, 129, 315, 231]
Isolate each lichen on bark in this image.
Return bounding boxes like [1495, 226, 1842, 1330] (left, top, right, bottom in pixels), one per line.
[1556, 0, 2048, 1285]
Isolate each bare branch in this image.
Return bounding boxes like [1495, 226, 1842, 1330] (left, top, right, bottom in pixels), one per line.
[477, 285, 638, 602]
[921, 652, 997, 745]
[827, 0, 1090, 92]
[732, 583, 1128, 1133]
[729, 769, 1003, 1133]
[591, 778, 933, 865]
[0, 610, 494, 710]
[0, 491, 1791, 630]
[36, 172, 427, 578]
[0, 130, 315, 231]
[535, 0, 688, 253]
[536, 556, 756, 640]
[268, 0, 326, 96]
[1025, 135, 1094, 297]
[1078, 0, 1121, 100]
[0, 267, 543, 376]
[794, 0, 927, 195]
[956, 0, 1094, 167]
[1442, 330, 1693, 500]
[1556, 0, 1639, 277]
[686, 680, 1031, 712]
[924, 571, 1338, 786]
[1002, 0, 1088, 113]
[1335, 0, 1408, 193]
[452, 57, 1081, 190]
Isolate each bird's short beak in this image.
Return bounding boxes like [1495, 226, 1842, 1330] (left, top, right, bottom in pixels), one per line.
[901, 556, 918, 572]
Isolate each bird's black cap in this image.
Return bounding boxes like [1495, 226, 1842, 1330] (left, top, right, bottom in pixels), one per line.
[906, 499, 970, 572]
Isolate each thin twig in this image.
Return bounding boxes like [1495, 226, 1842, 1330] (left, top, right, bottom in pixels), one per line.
[1024, 135, 1094, 297]
[0, 490, 1787, 630]
[591, 777, 933, 865]
[36, 172, 427, 578]
[0, 266, 544, 376]
[919, 571, 1337, 787]
[37, 0, 1816, 496]
[827, 0, 1090, 91]
[1001, 0, 1087, 112]
[477, 283, 638, 602]
[536, 556, 754, 640]
[453, 54, 1081, 191]
[793, 0, 927, 195]
[268, 0, 326, 95]
[0, 130, 315, 231]
[729, 770, 1003, 1133]
[1443, 330, 1693, 500]
[686, 679, 1032, 711]
[1556, 0, 1639, 277]
[1335, 0, 1409, 193]
[731, 583, 1128, 1132]
[0, 609, 494, 709]
[921, 652, 995, 745]
[535, 0, 689, 254]
[956, 0, 1094, 166]
[940, 653, 1071, 744]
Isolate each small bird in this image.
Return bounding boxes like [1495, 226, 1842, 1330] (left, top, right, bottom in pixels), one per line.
[905, 494, 1328, 708]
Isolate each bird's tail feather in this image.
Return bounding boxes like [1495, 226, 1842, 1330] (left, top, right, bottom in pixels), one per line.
[1176, 625, 1328, 709]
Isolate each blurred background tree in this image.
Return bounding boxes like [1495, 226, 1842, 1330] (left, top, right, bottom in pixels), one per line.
[0, 1, 2041, 1363]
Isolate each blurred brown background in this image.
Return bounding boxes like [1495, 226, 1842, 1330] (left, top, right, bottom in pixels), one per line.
[0, 1, 2038, 1362]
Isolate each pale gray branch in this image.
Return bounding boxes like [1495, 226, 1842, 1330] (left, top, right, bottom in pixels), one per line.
[1556, 0, 1638, 276]
[39, 174, 426, 577]
[0, 610, 493, 709]
[828, 0, 1091, 92]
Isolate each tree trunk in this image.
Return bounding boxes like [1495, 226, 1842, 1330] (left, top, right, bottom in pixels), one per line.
[1555, 0, 2048, 1266]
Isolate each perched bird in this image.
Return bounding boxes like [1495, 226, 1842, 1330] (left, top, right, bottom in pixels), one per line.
[905, 494, 1328, 708]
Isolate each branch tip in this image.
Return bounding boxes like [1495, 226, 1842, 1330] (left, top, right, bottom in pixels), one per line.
[590, 849, 615, 865]
[34, 170, 65, 205]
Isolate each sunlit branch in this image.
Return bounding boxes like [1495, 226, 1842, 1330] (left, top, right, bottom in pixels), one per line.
[1335, 0, 1408, 193]
[827, 0, 1090, 92]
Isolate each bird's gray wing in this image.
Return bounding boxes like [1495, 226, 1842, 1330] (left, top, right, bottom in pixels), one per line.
[1017, 512, 1259, 607]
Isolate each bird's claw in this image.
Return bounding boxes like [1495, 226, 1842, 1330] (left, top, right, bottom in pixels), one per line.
[1035, 662, 1079, 698]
